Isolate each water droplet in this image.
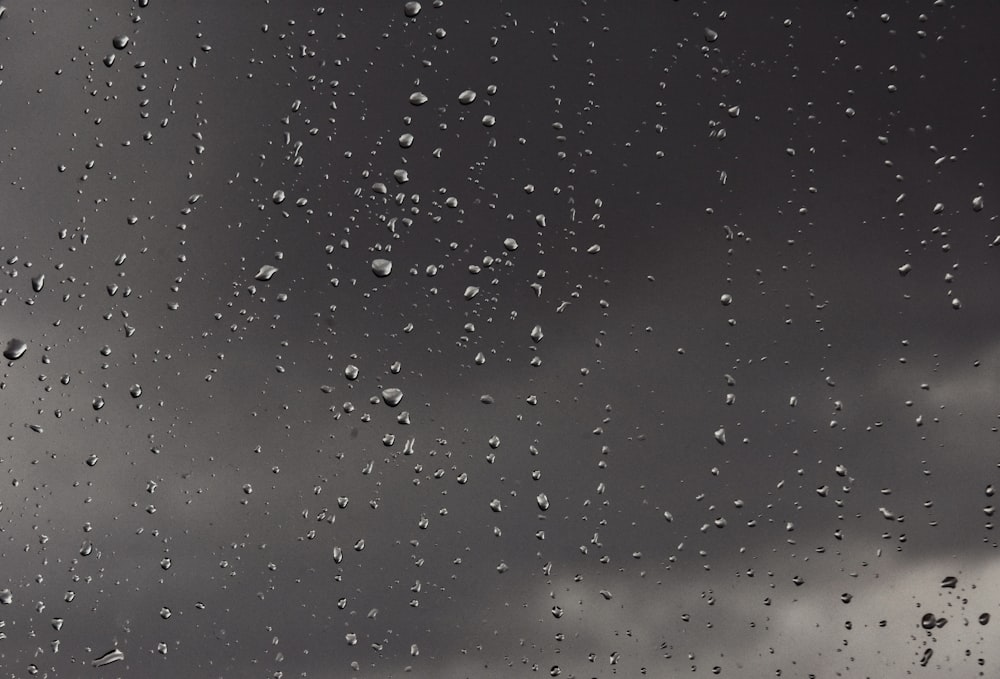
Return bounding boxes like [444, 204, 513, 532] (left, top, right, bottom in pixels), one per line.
[255, 265, 278, 281]
[272, 189, 286, 204]
[464, 286, 480, 300]
[920, 612, 937, 629]
[979, 613, 991, 625]
[404, 1, 421, 17]
[503, 238, 518, 251]
[972, 195, 984, 211]
[530, 325, 544, 342]
[714, 428, 726, 444]
[381, 388, 404, 407]
[91, 649, 124, 667]
[409, 91, 428, 106]
[3, 338, 27, 360]
[112, 35, 130, 50]
[720, 293, 733, 305]
[704, 27, 719, 42]
[344, 364, 359, 380]
[399, 133, 414, 148]
[458, 89, 477, 104]
[536, 493, 550, 511]
[898, 263, 911, 276]
[941, 576, 957, 588]
[372, 258, 393, 277]
[0, 589, 12, 604]
[31, 274, 44, 292]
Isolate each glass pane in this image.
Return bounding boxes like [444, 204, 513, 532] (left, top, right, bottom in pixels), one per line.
[1, 1, 997, 676]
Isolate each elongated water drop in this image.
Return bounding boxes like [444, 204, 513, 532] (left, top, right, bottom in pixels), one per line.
[92, 649, 124, 667]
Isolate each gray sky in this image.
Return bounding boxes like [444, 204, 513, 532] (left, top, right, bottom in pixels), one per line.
[1, 1, 998, 677]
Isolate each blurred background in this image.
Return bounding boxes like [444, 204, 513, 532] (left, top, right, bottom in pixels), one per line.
[0, 1, 998, 676]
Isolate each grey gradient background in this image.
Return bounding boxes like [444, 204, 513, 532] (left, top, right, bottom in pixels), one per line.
[1, 1, 998, 677]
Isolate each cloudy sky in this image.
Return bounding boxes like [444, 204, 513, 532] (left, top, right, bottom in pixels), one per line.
[1, 1, 998, 677]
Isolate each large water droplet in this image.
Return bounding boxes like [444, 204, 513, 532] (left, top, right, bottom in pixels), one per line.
[3, 338, 27, 360]
[255, 265, 278, 281]
[92, 649, 125, 667]
[381, 388, 404, 407]
[372, 259, 393, 277]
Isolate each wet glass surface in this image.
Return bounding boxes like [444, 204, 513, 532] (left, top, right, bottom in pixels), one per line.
[0, 1, 998, 676]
